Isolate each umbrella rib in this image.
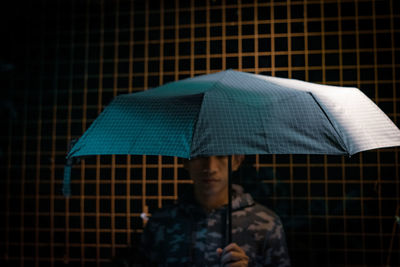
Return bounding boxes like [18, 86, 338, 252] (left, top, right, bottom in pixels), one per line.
[189, 71, 229, 158]
[189, 93, 207, 159]
[307, 92, 350, 156]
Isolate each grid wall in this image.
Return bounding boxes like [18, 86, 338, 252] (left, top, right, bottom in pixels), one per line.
[1, 0, 399, 266]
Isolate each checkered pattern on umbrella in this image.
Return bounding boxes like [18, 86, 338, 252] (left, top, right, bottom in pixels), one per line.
[67, 70, 400, 161]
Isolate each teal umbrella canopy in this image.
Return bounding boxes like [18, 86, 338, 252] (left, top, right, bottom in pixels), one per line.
[66, 70, 400, 163]
[62, 69, 400, 245]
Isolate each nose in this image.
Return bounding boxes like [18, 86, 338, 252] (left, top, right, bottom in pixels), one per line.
[202, 156, 221, 173]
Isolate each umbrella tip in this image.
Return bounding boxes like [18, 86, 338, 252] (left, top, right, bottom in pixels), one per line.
[62, 139, 79, 197]
[62, 163, 72, 197]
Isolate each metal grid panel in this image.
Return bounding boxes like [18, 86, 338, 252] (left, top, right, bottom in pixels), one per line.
[1, 0, 399, 266]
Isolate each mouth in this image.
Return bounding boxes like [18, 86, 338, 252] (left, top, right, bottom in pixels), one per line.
[201, 178, 220, 184]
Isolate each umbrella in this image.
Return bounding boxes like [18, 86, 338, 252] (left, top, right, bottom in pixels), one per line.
[63, 69, 400, 243]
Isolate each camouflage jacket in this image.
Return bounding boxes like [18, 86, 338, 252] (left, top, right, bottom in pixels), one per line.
[141, 185, 291, 267]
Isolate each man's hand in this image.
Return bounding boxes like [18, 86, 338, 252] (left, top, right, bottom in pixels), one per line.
[216, 243, 249, 267]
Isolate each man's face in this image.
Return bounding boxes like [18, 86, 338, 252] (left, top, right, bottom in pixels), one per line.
[184, 155, 243, 197]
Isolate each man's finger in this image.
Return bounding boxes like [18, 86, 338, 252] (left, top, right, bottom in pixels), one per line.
[221, 251, 249, 264]
[225, 260, 248, 267]
[222, 243, 243, 254]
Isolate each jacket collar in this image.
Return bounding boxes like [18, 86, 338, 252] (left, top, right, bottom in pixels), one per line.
[177, 184, 255, 216]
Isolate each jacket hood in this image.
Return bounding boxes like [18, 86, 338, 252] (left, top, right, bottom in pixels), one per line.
[230, 184, 255, 210]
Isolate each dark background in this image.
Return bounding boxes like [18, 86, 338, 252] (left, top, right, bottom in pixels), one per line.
[1, 0, 399, 266]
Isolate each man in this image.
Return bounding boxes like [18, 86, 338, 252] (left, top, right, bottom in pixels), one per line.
[141, 155, 291, 266]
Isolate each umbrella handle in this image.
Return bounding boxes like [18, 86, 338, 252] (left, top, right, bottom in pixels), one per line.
[226, 156, 232, 245]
